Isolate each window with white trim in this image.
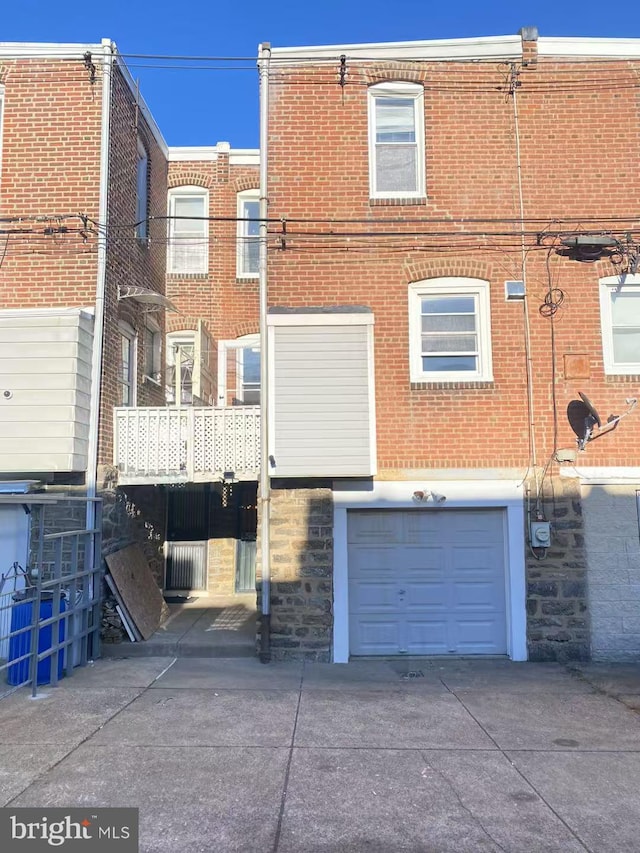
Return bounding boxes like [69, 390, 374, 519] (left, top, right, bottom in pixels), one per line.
[0, 86, 4, 191]
[368, 82, 425, 199]
[143, 316, 162, 383]
[599, 276, 640, 374]
[409, 278, 493, 383]
[135, 138, 148, 241]
[237, 339, 261, 404]
[118, 322, 137, 406]
[167, 186, 209, 274]
[166, 331, 195, 405]
[237, 190, 259, 277]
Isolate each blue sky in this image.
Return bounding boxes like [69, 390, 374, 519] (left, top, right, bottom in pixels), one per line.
[3, 1, 640, 148]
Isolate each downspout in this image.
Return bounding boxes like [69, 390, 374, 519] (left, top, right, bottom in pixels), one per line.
[258, 42, 271, 663]
[85, 38, 113, 533]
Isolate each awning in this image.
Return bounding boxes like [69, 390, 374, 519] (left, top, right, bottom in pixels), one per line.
[118, 285, 178, 313]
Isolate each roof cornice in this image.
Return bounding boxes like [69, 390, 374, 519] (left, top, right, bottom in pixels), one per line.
[538, 36, 640, 58]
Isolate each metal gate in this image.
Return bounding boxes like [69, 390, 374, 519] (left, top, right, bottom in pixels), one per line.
[0, 495, 102, 698]
[165, 541, 208, 591]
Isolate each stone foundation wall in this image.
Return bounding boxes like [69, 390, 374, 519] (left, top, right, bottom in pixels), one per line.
[526, 475, 590, 662]
[207, 538, 236, 594]
[260, 486, 333, 661]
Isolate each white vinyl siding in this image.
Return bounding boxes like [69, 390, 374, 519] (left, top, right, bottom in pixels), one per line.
[368, 82, 425, 199]
[599, 276, 640, 374]
[409, 278, 493, 382]
[0, 308, 93, 472]
[268, 314, 376, 477]
[168, 187, 209, 274]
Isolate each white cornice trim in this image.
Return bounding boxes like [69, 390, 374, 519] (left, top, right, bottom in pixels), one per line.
[560, 466, 640, 482]
[539, 37, 640, 58]
[168, 145, 259, 165]
[270, 34, 522, 65]
[0, 41, 103, 58]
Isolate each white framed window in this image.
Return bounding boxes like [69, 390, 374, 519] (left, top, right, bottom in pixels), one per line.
[237, 190, 260, 278]
[143, 316, 162, 383]
[135, 138, 148, 241]
[167, 186, 209, 274]
[217, 334, 261, 406]
[0, 86, 4, 190]
[118, 322, 137, 406]
[368, 82, 425, 199]
[166, 331, 196, 405]
[408, 278, 493, 383]
[599, 276, 640, 374]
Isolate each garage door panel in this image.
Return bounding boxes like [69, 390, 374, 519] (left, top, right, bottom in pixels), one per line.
[348, 511, 404, 544]
[404, 582, 448, 610]
[348, 509, 507, 657]
[406, 619, 449, 654]
[348, 581, 398, 611]
[454, 619, 507, 654]
[453, 581, 505, 610]
[350, 617, 402, 656]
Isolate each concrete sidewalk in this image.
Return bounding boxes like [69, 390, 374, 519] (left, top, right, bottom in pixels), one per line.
[2, 657, 640, 852]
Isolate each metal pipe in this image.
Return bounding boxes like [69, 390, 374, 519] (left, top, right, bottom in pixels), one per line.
[85, 38, 114, 532]
[258, 43, 271, 663]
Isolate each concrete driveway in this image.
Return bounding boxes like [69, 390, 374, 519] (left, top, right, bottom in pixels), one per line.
[1, 657, 640, 852]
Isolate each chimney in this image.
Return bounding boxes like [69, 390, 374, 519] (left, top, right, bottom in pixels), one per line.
[519, 26, 539, 67]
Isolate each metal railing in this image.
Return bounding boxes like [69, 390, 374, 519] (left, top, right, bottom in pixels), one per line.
[0, 496, 102, 698]
[114, 405, 261, 483]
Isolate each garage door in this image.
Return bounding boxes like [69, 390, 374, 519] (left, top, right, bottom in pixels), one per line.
[348, 509, 507, 656]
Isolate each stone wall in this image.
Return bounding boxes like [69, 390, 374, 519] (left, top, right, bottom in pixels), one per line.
[526, 475, 590, 662]
[582, 483, 640, 661]
[260, 485, 333, 661]
[207, 538, 236, 594]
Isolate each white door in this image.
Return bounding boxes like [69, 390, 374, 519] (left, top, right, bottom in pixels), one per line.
[348, 509, 507, 656]
[0, 505, 29, 659]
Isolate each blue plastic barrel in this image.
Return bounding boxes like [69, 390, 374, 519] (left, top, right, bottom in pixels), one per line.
[7, 594, 66, 686]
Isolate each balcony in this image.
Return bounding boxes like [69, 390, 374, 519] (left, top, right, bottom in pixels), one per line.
[114, 406, 260, 485]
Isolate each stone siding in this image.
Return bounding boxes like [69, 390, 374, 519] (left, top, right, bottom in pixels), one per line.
[582, 483, 640, 661]
[526, 476, 590, 662]
[260, 486, 333, 661]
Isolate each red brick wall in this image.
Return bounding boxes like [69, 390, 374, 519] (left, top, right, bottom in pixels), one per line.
[0, 58, 101, 308]
[266, 54, 640, 470]
[165, 155, 259, 401]
[98, 62, 168, 465]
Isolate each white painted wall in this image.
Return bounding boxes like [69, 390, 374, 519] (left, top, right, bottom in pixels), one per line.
[582, 483, 640, 661]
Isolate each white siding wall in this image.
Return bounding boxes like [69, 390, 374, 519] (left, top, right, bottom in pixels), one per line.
[0, 308, 93, 472]
[268, 313, 376, 477]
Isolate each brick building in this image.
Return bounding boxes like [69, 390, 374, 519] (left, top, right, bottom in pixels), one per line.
[260, 30, 640, 662]
[2, 30, 640, 665]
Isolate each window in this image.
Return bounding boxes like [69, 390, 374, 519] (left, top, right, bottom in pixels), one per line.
[135, 138, 148, 241]
[167, 187, 209, 274]
[237, 190, 260, 277]
[144, 317, 162, 383]
[408, 278, 493, 383]
[237, 342, 261, 404]
[166, 332, 195, 405]
[0, 86, 4, 188]
[368, 82, 425, 199]
[599, 276, 640, 374]
[118, 323, 137, 406]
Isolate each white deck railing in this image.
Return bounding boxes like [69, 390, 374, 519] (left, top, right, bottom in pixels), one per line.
[114, 406, 260, 483]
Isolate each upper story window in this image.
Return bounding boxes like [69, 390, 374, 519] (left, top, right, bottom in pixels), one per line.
[368, 82, 425, 199]
[408, 278, 493, 383]
[599, 275, 640, 374]
[135, 138, 149, 241]
[118, 322, 137, 406]
[237, 190, 260, 278]
[167, 186, 209, 274]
